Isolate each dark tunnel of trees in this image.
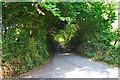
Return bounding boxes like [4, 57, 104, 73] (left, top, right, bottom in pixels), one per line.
[1, 2, 120, 78]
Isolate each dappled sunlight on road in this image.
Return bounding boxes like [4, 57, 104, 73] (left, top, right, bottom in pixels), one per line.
[64, 65, 118, 78]
[21, 52, 118, 78]
[58, 53, 74, 56]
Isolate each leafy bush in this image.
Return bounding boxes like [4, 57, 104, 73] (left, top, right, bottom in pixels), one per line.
[2, 2, 61, 77]
[66, 2, 119, 66]
[2, 28, 50, 77]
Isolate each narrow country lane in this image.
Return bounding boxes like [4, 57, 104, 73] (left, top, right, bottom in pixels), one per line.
[20, 52, 118, 78]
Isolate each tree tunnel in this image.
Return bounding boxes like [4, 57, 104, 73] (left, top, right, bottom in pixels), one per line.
[2, 2, 119, 78]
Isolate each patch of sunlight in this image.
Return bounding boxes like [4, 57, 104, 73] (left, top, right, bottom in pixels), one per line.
[53, 24, 79, 45]
[88, 59, 93, 61]
[16, 28, 21, 35]
[64, 68, 107, 78]
[56, 67, 61, 70]
[110, 41, 119, 46]
[112, 18, 118, 31]
[111, 4, 118, 31]
[110, 41, 115, 45]
[64, 66, 118, 78]
[105, 68, 118, 77]
[57, 53, 74, 56]
[62, 53, 74, 56]
[58, 37, 64, 43]
[26, 76, 32, 78]
[102, 13, 108, 20]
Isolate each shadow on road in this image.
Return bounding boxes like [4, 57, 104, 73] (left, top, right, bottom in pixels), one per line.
[20, 45, 118, 78]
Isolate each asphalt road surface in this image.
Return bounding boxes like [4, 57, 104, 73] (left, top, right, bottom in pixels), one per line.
[20, 52, 118, 78]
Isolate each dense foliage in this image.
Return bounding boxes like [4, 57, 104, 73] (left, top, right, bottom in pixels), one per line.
[2, 2, 119, 78]
[64, 2, 120, 66]
[2, 2, 60, 77]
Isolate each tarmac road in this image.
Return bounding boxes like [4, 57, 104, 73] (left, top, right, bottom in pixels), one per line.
[20, 52, 118, 78]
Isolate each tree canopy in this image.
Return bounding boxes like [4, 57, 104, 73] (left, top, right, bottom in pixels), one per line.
[2, 2, 119, 78]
